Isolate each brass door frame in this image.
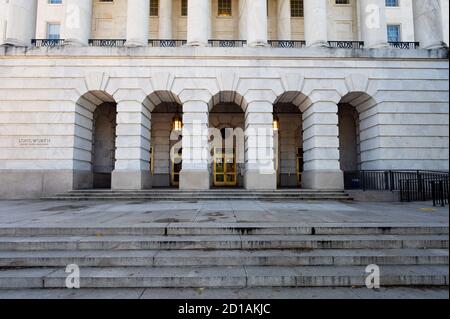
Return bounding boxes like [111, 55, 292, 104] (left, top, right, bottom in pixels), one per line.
[213, 147, 237, 187]
[149, 146, 154, 176]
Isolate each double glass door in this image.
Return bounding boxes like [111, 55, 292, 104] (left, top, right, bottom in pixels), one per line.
[213, 148, 237, 187]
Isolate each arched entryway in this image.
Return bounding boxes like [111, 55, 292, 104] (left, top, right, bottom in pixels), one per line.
[144, 91, 183, 188]
[75, 91, 117, 189]
[338, 92, 375, 172]
[208, 91, 246, 188]
[273, 91, 308, 189]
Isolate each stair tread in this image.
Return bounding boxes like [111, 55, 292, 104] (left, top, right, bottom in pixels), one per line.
[0, 248, 447, 258]
[0, 234, 448, 242]
[0, 265, 447, 278]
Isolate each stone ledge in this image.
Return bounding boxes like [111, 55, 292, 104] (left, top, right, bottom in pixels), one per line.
[1, 45, 448, 60]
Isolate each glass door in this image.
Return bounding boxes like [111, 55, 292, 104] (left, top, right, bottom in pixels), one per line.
[214, 148, 237, 187]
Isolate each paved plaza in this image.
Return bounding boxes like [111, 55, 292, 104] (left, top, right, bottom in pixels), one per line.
[0, 200, 448, 227]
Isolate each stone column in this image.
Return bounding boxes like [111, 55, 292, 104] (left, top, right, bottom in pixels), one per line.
[277, 0, 291, 40]
[112, 100, 152, 190]
[179, 101, 210, 190]
[359, 0, 388, 48]
[301, 101, 344, 190]
[5, 0, 37, 46]
[244, 102, 277, 190]
[239, 0, 248, 40]
[159, 0, 173, 39]
[412, 0, 445, 49]
[64, 0, 93, 46]
[304, 0, 328, 47]
[187, 0, 211, 46]
[246, 0, 268, 46]
[126, 0, 150, 47]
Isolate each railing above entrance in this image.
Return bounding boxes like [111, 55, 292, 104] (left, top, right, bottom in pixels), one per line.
[89, 39, 126, 47]
[388, 42, 420, 49]
[30, 39, 422, 50]
[328, 41, 365, 49]
[31, 39, 65, 47]
[208, 39, 247, 47]
[149, 39, 187, 47]
[268, 40, 306, 48]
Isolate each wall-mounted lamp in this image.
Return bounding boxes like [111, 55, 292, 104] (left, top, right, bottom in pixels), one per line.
[172, 115, 183, 132]
[273, 116, 280, 131]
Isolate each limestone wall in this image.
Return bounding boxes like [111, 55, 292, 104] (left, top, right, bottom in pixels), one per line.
[0, 46, 448, 197]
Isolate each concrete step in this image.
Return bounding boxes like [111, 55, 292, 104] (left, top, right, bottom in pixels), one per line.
[46, 189, 353, 201]
[45, 196, 352, 201]
[0, 224, 447, 236]
[0, 265, 447, 288]
[0, 249, 447, 267]
[0, 235, 447, 251]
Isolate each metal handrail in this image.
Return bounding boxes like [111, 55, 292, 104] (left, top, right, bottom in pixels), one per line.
[388, 42, 420, 49]
[208, 39, 247, 47]
[148, 39, 187, 47]
[268, 40, 306, 48]
[88, 39, 126, 47]
[31, 39, 65, 47]
[328, 41, 365, 49]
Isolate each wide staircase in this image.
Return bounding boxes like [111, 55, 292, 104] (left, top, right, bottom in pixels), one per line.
[0, 223, 448, 289]
[45, 189, 352, 201]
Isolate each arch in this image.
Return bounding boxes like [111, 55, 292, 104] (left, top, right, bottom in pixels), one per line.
[208, 91, 247, 188]
[74, 90, 117, 189]
[143, 90, 183, 188]
[208, 91, 248, 112]
[337, 91, 378, 172]
[273, 91, 312, 189]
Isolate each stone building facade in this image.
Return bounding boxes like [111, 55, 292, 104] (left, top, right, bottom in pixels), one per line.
[0, 0, 448, 198]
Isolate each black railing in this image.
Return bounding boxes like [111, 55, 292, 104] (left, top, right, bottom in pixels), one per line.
[149, 39, 187, 47]
[400, 177, 449, 206]
[268, 40, 306, 48]
[31, 39, 65, 47]
[208, 39, 247, 47]
[89, 39, 126, 47]
[388, 42, 420, 49]
[328, 41, 365, 49]
[431, 179, 449, 207]
[344, 170, 449, 192]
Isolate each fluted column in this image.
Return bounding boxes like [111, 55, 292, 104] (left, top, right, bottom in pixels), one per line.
[247, 0, 268, 46]
[277, 0, 291, 40]
[159, 0, 173, 39]
[126, 0, 150, 47]
[304, 0, 328, 47]
[359, 0, 388, 48]
[187, 0, 211, 46]
[5, 0, 37, 46]
[64, 0, 93, 46]
[412, 0, 445, 49]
